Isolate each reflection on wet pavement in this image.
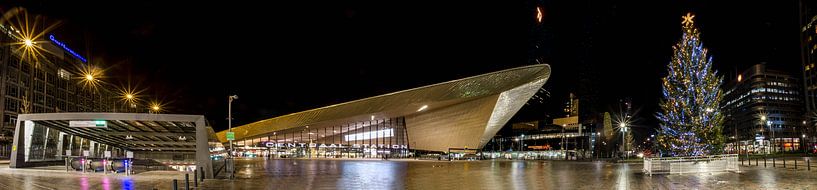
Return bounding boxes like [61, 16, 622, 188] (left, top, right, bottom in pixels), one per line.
[0, 165, 187, 190]
[200, 158, 817, 189]
[0, 158, 815, 189]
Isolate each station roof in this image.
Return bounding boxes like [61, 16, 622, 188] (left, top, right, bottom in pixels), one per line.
[216, 64, 551, 143]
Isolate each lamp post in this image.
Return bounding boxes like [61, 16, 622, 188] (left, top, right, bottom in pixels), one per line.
[227, 95, 237, 179]
[120, 93, 136, 112]
[83, 73, 97, 111]
[150, 105, 160, 113]
[804, 120, 808, 155]
[760, 115, 773, 154]
[619, 122, 628, 159]
[228, 95, 238, 155]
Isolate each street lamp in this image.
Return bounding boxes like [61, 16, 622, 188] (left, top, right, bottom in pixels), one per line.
[23, 39, 33, 47]
[227, 95, 238, 179]
[149, 102, 161, 114]
[804, 120, 810, 154]
[619, 122, 628, 159]
[760, 115, 774, 154]
[228, 95, 238, 153]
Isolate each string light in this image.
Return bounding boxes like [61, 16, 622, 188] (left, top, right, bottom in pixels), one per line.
[655, 12, 724, 157]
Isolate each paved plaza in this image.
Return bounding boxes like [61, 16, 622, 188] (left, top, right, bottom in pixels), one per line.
[0, 159, 815, 189]
[0, 165, 187, 190]
[199, 158, 817, 189]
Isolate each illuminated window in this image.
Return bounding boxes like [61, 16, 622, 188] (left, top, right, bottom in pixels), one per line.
[57, 69, 71, 80]
[344, 128, 394, 141]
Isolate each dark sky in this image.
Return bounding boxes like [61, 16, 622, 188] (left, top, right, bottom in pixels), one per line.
[0, 1, 803, 136]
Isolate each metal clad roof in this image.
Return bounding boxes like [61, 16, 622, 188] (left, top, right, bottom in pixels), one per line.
[217, 64, 551, 142]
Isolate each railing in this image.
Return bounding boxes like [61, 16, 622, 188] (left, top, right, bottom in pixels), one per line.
[741, 156, 816, 171]
[643, 154, 739, 176]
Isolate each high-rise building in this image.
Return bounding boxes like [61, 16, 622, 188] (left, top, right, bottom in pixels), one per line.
[722, 64, 803, 153]
[801, 0, 817, 115]
[0, 23, 120, 155]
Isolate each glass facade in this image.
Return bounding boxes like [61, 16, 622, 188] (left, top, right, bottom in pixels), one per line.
[722, 64, 805, 154]
[232, 117, 411, 159]
[0, 24, 122, 159]
[21, 120, 123, 162]
[802, 0, 817, 113]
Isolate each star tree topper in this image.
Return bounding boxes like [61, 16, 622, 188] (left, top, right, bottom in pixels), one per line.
[681, 12, 695, 27]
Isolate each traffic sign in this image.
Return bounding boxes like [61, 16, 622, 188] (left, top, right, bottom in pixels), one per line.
[226, 132, 235, 141]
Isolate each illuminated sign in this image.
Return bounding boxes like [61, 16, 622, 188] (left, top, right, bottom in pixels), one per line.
[528, 145, 552, 150]
[49, 34, 87, 63]
[226, 132, 235, 141]
[69, 120, 107, 128]
[263, 142, 408, 149]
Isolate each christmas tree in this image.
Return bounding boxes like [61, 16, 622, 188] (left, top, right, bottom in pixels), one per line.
[655, 13, 725, 157]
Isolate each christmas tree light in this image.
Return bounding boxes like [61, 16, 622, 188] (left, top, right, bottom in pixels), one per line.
[655, 13, 725, 157]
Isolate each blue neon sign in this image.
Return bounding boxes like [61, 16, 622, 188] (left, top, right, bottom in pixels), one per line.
[49, 34, 87, 63]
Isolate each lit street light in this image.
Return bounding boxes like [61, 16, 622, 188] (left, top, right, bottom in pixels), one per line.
[619, 122, 628, 159]
[148, 101, 163, 114]
[760, 115, 775, 154]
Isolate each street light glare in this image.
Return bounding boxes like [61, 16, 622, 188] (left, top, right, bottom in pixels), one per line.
[23, 39, 33, 46]
[619, 123, 626, 128]
[152, 105, 160, 111]
[125, 94, 134, 99]
[85, 74, 94, 81]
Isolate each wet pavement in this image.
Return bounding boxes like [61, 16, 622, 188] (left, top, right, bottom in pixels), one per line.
[0, 165, 187, 190]
[0, 158, 816, 189]
[198, 158, 817, 189]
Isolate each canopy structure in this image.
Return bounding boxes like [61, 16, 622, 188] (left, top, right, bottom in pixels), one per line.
[10, 113, 215, 178]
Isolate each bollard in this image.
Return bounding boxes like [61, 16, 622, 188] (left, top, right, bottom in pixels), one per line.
[194, 170, 198, 187]
[201, 167, 205, 181]
[773, 157, 776, 167]
[764, 157, 767, 168]
[185, 173, 190, 190]
[808, 159, 811, 171]
[795, 159, 798, 170]
[172, 179, 178, 190]
[784, 158, 787, 168]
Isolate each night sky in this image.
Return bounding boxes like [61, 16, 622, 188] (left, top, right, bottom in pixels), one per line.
[0, 1, 803, 138]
